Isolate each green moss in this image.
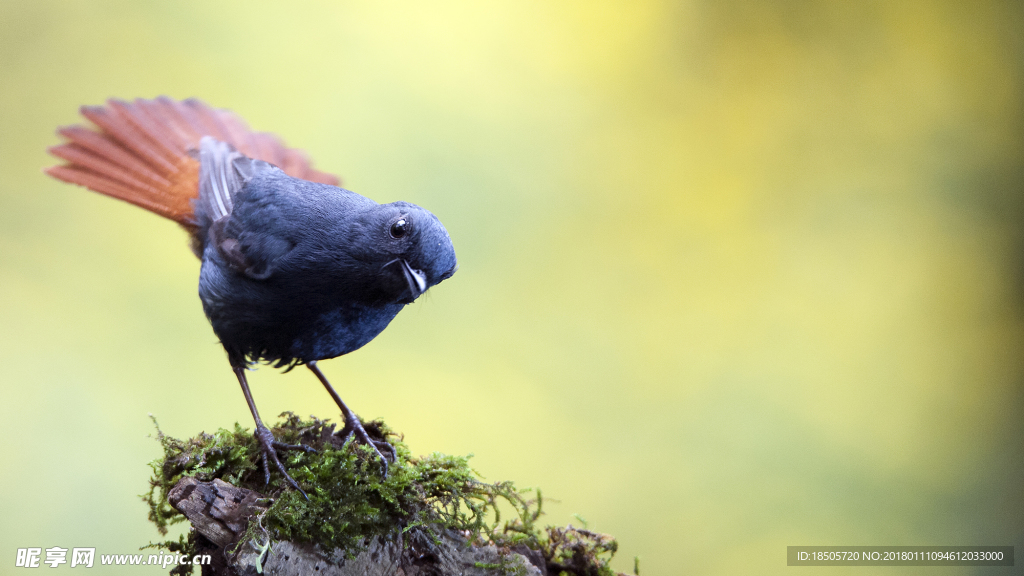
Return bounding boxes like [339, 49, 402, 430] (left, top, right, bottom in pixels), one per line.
[144, 413, 622, 576]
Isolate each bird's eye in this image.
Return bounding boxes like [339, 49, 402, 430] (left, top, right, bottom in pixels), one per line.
[390, 218, 408, 238]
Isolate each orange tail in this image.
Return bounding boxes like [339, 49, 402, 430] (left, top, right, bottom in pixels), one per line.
[45, 97, 340, 226]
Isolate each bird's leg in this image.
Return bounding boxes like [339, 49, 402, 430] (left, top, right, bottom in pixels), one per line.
[307, 361, 395, 475]
[234, 366, 313, 498]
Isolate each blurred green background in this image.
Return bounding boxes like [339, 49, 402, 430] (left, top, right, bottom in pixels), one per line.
[1, 1, 1022, 574]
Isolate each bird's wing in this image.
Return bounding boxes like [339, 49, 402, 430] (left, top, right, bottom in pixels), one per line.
[198, 136, 263, 222]
[199, 138, 296, 280]
[45, 97, 340, 230]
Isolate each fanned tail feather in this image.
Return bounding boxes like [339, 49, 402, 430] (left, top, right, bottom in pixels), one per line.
[45, 97, 340, 227]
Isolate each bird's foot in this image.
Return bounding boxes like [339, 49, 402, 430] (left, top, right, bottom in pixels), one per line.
[254, 424, 316, 499]
[337, 417, 396, 477]
[304, 361, 394, 476]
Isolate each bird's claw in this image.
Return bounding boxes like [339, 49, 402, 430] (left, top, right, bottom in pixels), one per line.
[372, 439, 397, 463]
[337, 420, 395, 477]
[254, 424, 312, 500]
[273, 439, 317, 453]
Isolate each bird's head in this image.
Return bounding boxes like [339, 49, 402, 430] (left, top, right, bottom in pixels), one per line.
[371, 201, 457, 304]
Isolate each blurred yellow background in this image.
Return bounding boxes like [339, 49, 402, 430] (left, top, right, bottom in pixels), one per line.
[1, 1, 1022, 574]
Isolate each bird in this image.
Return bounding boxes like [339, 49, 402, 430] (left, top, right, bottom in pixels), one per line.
[45, 97, 458, 496]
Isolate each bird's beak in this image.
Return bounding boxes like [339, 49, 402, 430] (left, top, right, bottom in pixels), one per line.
[399, 259, 428, 300]
[381, 258, 428, 303]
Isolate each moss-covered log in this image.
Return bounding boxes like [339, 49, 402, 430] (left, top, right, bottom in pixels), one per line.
[144, 414, 627, 576]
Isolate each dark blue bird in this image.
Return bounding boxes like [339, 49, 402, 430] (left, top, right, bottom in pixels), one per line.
[46, 97, 457, 495]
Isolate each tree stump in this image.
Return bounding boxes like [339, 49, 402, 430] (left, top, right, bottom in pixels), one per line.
[146, 415, 623, 576]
